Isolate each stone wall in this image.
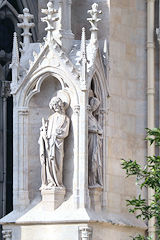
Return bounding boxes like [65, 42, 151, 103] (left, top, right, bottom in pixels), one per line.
[71, 0, 110, 40]
[107, 0, 147, 215]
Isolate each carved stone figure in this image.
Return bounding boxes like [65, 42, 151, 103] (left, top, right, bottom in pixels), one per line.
[88, 92, 103, 187]
[38, 93, 70, 189]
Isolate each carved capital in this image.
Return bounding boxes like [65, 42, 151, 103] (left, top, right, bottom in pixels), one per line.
[74, 105, 80, 114]
[79, 226, 92, 240]
[147, 42, 155, 49]
[2, 230, 12, 240]
[18, 108, 29, 116]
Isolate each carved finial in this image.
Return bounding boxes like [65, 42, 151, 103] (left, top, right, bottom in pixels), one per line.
[41, 1, 59, 42]
[10, 32, 19, 91]
[10, 32, 19, 68]
[87, 3, 102, 45]
[17, 8, 35, 51]
[80, 27, 88, 91]
[81, 27, 87, 63]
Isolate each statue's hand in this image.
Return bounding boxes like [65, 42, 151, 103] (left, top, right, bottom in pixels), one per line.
[56, 128, 63, 135]
[98, 129, 103, 135]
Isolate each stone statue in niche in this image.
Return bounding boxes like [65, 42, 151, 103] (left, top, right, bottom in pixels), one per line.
[38, 90, 70, 189]
[88, 90, 103, 187]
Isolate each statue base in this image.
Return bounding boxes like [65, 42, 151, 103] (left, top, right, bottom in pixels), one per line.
[89, 186, 103, 211]
[41, 187, 66, 211]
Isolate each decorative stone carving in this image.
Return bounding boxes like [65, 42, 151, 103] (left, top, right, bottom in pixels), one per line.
[80, 27, 88, 90]
[10, 32, 19, 93]
[74, 105, 80, 114]
[38, 90, 70, 189]
[88, 91, 103, 187]
[0, 3, 109, 237]
[79, 226, 92, 240]
[41, 1, 59, 42]
[18, 108, 29, 116]
[17, 8, 35, 51]
[2, 230, 12, 240]
[87, 3, 102, 45]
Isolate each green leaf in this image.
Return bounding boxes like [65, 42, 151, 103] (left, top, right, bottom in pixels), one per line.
[122, 128, 160, 238]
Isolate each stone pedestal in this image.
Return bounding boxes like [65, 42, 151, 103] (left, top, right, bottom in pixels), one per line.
[89, 187, 103, 212]
[41, 187, 66, 211]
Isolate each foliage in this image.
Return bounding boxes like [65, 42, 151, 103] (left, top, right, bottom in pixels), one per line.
[129, 236, 152, 240]
[121, 128, 160, 240]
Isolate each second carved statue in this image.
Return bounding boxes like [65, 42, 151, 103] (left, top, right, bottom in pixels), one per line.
[88, 91, 103, 188]
[38, 91, 70, 189]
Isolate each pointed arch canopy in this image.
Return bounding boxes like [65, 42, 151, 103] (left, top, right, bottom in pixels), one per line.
[17, 66, 80, 108]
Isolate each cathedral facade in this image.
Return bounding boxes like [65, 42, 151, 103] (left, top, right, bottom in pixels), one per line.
[0, 0, 158, 239]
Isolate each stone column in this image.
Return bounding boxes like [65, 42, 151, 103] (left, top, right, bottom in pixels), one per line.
[79, 26, 89, 209]
[1, 81, 11, 215]
[100, 108, 107, 209]
[79, 92, 89, 208]
[147, 0, 156, 239]
[67, 0, 72, 33]
[72, 105, 80, 208]
[14, 108, 30, 209]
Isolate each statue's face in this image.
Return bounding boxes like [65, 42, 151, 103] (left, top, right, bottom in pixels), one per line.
[49, 97, 65, 113]
[89, 97, 100, 112]
[51, 98, 64, 113]
[53, 101, 61, 112]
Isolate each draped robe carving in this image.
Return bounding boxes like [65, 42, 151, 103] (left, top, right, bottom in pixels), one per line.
[88, 95, 103, 187]
[39, 96, 70, 189]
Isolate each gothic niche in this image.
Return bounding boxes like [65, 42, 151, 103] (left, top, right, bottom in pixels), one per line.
[88, 78, 103, 189]
[28, 76, 73, 201]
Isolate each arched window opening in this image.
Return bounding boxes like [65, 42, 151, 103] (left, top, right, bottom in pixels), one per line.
[0, 18, 14, 53]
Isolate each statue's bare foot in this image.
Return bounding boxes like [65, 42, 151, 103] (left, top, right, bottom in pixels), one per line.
[39, 184, 47, 190]
[46, 182, 56, 189]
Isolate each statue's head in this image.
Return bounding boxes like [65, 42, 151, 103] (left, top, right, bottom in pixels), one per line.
[49, 90, 70, 113]
[89, 96, 100, 112]
[49, 97, 65, 113]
